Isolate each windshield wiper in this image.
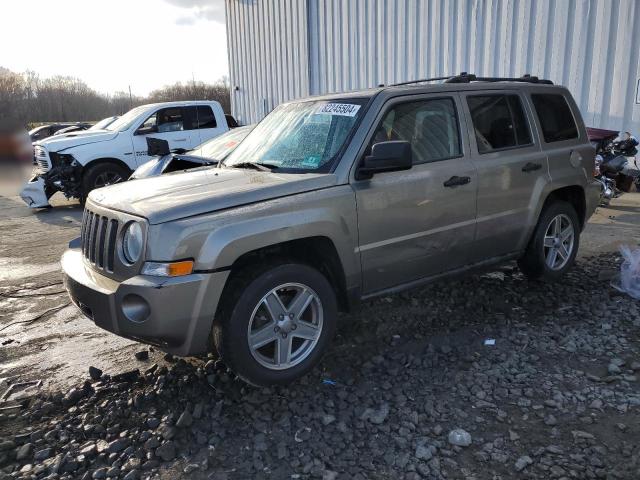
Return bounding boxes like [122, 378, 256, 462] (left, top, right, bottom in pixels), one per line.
[229, 162, 278, 172]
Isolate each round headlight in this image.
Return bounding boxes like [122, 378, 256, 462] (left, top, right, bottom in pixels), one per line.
[123, 222, 143, 264]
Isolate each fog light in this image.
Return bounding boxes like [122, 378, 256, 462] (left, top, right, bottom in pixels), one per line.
[122, 294, 150, 323]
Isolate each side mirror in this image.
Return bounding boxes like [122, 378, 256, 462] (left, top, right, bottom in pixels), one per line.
[356, 140, 412, 180]
[136, 125, 158, 136]
[146, 137, 170, 156]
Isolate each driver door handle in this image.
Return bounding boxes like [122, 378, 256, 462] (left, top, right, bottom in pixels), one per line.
[443, 175, 471, 187]
[174, 138, 187, 142]
[522, 162, 542, 172]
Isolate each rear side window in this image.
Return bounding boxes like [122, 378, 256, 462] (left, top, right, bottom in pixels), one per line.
[467, 95, 532, 153]
[531, 94, 578, 142]
[371, 98, 462, 164]
[184, 106, 217, 130]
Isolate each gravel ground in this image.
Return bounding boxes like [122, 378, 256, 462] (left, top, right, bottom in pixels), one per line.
[1, 185, 640, 480]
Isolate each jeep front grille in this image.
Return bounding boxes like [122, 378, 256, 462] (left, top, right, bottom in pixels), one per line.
[81, 209, 119, 272]
[34, 146, 50, 171]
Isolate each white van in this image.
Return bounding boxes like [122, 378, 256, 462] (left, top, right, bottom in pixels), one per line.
[21, 101, 229, 207]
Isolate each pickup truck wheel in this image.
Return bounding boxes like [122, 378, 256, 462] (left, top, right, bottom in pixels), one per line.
[518, 200, 580, 280]
[214, 263, 337, 386]
[81, 163, 129, 202]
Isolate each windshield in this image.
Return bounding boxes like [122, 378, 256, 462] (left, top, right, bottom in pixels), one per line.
[223, 98, 368, 172]
[191, 125, 253, 160]
[90, 116, 117, 130]
[105, 106, 151, 132]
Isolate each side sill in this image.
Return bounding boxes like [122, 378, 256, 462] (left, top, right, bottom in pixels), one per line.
[361, 252, 521, 302]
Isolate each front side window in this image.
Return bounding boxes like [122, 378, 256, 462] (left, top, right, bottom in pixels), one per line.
[467, 95, 532, 153]
[106, 105, 152, 132]
[531, 94, 578, 143]
[139, 107, 185, 133]
[371, 98, 461, 163]
[223, 98, 368, 172]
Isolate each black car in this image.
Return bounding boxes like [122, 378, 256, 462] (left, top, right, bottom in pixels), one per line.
[29, 123, 84, 142]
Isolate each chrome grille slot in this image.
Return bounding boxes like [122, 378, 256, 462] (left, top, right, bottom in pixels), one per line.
[34, 146, 50, 171]
[106, 220, 118, 271]
[80, 207, 120, 273]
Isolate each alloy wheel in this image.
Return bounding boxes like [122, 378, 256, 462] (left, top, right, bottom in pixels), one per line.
[247, 283, 323, 370]
[94, 171, 123, 188]
[543, 213, 575, 270]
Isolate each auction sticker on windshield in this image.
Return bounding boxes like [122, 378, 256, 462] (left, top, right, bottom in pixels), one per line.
[317, 103, 361, 117]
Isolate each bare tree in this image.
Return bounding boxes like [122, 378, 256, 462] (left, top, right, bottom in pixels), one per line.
[0, 67, 231, 127]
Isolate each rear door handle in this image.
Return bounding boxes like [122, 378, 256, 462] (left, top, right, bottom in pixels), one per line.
[174, 138, 187, 142]
[522, 162, 542, 172]
[443, 175, 471, 187]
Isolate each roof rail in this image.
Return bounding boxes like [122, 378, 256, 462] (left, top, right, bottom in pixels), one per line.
[444, 72, 553, 84]
[382, 73, 553, 87]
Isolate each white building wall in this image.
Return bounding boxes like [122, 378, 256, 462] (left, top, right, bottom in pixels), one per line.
[227, 0, 640, 132]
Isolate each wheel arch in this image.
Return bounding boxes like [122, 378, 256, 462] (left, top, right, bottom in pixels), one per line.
[541, 185, 586, 230]
[222, 236, 351, 314]
[82, 157, 134, 178]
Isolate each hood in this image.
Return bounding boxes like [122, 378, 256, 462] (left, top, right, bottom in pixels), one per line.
[88, 167, 338, 224]
[37, 130, 118, 152]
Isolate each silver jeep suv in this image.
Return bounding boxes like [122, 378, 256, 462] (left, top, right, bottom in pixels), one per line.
[62, 74, 600, 385]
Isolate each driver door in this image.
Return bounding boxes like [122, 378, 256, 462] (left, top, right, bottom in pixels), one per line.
[131, 106, 198, 166]
[353, 94, 478, 295]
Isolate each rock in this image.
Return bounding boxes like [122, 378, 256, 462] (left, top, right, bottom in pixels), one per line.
[155, 441, 176, 462]
[34, 448, 52, 461]
[88, 366, 102, 380]
[146, 417, 161, 429]
[63, 387, 86, 406]
[92, 468, 108, 480]
[322, 470, 338, 480]
[608, 364, 622, 375]
[361, 403, 390, 424]
[176, 409, 193, 428]
[415, 442, 435, 461]
[448, 429, 472, 447]
[321, 414, 336, 426]
[0, 441, 15, 452]
[15, 443, 32, 461]
[123, 470, 139, 480]
[106, 438, 129, 454]
[515, 455, 533, 471]
[135, 350, 149, 361]
[112, 369, 140, 383]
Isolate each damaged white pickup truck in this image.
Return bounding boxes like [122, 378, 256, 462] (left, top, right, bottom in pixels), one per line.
[20, 100, 229, 207]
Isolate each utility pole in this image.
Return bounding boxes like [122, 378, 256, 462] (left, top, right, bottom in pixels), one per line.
[128, 85, 133, 109]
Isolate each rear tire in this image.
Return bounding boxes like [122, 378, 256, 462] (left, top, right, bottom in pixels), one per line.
[81, 162, 130, 203]
[213, 263, 337, 386]
[518, 200, 580, 281]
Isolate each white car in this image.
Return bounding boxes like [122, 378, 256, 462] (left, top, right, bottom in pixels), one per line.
[21, 101, 229, 207]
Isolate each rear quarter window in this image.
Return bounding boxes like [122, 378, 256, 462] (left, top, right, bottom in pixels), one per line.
[531, 94, 578, 143]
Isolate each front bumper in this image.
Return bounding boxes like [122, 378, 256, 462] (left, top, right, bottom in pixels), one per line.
[62, 248, 229, 356]
[20, 177, 50, 208]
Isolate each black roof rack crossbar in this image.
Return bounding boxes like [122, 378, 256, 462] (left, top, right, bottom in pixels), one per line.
[386, 76, 453, 87]
[444, 72, 553, 84]
[383, 73, 553, 87]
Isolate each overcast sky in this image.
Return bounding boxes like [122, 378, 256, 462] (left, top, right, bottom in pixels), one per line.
[1, 0, 228, 96]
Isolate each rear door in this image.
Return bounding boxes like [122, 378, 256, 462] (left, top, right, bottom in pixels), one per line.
[186, 104, 228, 146]
[528, 90, 592, 187]
[353, 93, 478, 294]
[460, 90, 549, 261]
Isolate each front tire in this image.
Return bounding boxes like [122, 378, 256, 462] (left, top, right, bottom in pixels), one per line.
[213, 263, 337, 386]
[81, 162, 130, 203]
[518, 200, 580, 280]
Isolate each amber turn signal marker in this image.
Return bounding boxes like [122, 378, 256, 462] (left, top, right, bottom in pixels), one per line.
[167, 261, 194, 277]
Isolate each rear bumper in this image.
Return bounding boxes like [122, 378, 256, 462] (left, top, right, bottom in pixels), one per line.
[585, 179, 602, 222]
[62, 248, 229, 356]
